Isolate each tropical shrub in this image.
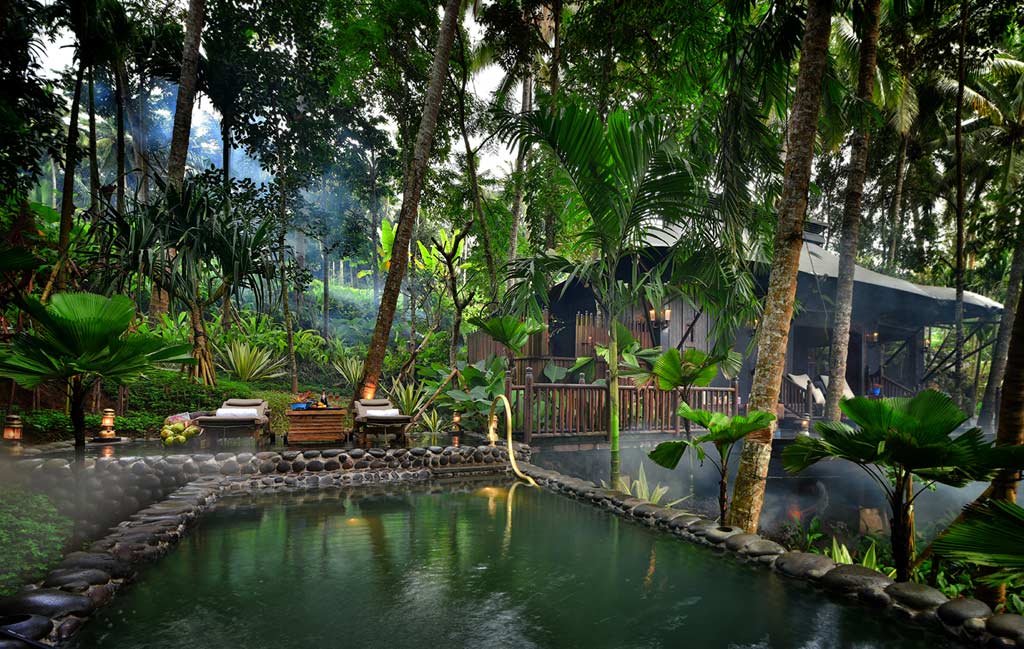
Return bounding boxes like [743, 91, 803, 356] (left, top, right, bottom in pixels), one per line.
[649, 406, 775, 522]
[332, 356, 364, 388]
[416, 409, 448, 445]
[0, 487, 72, 596]
[783, 390, 1024, 581]
[105, 369, 255, 414]
[215, 340, 288, 382]
[385, 379, 427, 416]
[604, 463, 689, 507]
[0, 293, 194, 456]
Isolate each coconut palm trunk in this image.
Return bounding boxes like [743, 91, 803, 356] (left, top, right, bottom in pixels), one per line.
[49, 59, 86, 297]
[979, 238, 1024, 432]
[824, 0, 882, 422]
[952, 0, 968, 411]
[508, 72, 533, 278]
[886, 133, 909, 270]
[357, 0, 462, 401]
[115, 59, 127, 212]
[727, 0, 834, 533]
[279, 192, 299, 394]
[166, 0, 207, 188]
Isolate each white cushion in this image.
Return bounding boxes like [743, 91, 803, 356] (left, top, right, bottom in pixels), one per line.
[368, 408, 401, 417]
[215, 407, 259, 418]
[788, 374, 825, 406]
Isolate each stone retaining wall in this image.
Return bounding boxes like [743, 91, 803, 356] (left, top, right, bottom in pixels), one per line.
[0, 445, 520, 647]
[519, 462, 1024, 649]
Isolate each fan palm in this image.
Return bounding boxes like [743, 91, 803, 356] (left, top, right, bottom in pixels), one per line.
[499, 103, 708, 482]
[0, 293, 194, 462]
[933, 500, 1024, 588]
[468, 315, 545, 364]
[650, 406, 775, 523]
[782, 390, 1024, 581]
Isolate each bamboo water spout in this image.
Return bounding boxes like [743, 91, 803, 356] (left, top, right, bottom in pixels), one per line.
[487, 394, 537, 487]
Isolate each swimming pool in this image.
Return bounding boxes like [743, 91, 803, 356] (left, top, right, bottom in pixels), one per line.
[70, 482, 957, 648]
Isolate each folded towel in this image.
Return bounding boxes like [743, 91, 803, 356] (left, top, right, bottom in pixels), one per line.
[215, 407, 259, 418]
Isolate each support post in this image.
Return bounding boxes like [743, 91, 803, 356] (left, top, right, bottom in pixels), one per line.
[523, 367, 533, 445]
[805, 379, 814, 424]
[732, 378, 741, 416]
[605, 365, 612, 442]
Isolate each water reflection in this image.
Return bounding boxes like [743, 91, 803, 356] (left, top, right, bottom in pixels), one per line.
[70, 482, 957, 649]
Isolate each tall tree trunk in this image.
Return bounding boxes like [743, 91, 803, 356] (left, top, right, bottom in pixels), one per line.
[166, 0, 207, 188]
[279, 192, 298, 394]
[727, 0, 834, 534]
[87, 65, 100, 214]
[456, 35, 497, 297]
[953, 0, 968, 412]
[550, 0, 561, 104]
[607, 320, 620, 483]
[322, 244, 330, 338]
[357, 0, 462, 401]
[979, 261, 1024, 606]
[188, 298, 216, 385]
[886, 133, 909, 270]
[508, 71, 533, 281]
[979, 236, 1024, 432]
[49, 58, 87, 297]
[115, 59, 127, 213]
[221, 119, 231, 190]
[824, 0, 882, 422]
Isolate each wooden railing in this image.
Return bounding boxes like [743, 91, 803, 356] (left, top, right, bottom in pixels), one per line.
[878, 374, 915, 399]
[506, 367, 740, 443]
[780, 376, 816, 419]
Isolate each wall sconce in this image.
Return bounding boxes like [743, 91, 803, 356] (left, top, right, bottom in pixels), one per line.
[648, 307, 672, 330]
[3, 415, 23, 442]
[867, 331, 879, 344]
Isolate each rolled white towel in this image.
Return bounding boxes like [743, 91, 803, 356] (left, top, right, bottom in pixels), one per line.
[215, 407, 260, 418]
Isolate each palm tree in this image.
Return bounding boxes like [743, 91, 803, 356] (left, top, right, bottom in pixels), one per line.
[650, 406, 775, 523]
[0, 293, 193, 463]
[165, 0, 207, 188]
[358, 0, 464, 402]
[728, 0, 835, 534]
[823, 0, 883, 422]
[933, 500, 1024, 589]
[501, 103, 707, 482]
[783, 390, 1024, 582]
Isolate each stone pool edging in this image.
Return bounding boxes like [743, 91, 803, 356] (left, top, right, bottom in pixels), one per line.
[0, 446, 519, 647]
[518, 461, 1024, 649]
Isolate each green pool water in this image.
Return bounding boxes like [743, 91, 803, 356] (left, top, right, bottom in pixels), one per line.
[72, 483, 957, 649]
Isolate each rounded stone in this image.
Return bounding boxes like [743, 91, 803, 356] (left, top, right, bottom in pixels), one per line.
[704, 526, 744, 545]
[0, 614, 53, 641]
[291, 460, 306, 472]
[302, 450, 321, 459]
[236, 453, 254, 464]
[43, 568, 111, 588]
[219, 460, 240, 475]
[724, 533, 761, 552]
[685, 519, 718, 536]
[884, 582, 947, 610]
[324, 460, 341, 471]
[306, 460, 324, 472]
[409, 447, 426, 456]
[347, 449, 365, 459]
[427, 446, 443, 454]
[368, 448, 386, 458]
[774, 552, 836, 580]
[58, 552, 133, 579]
[259, 462, 275, 474]
[321, 449, 344, 458]
[988, 614, 1024, 639]
[820, 564, 893, 595]
[0, 589, 94, 618]
[937, 598, 992, 626]
[281, 451, 300, 460]
[276, 461, 291, 473]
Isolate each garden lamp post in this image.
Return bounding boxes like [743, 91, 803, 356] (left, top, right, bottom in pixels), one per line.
[92, 408, 124, 443]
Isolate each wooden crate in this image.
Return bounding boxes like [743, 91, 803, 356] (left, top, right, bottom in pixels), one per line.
[285, 408, 348, 444]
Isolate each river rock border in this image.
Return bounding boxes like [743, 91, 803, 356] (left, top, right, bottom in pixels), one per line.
[0, 445, 519, 647]
[519, 462, 1024, 649]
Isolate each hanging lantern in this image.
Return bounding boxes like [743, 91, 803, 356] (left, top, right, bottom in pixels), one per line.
[3, 415, 23, 441]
